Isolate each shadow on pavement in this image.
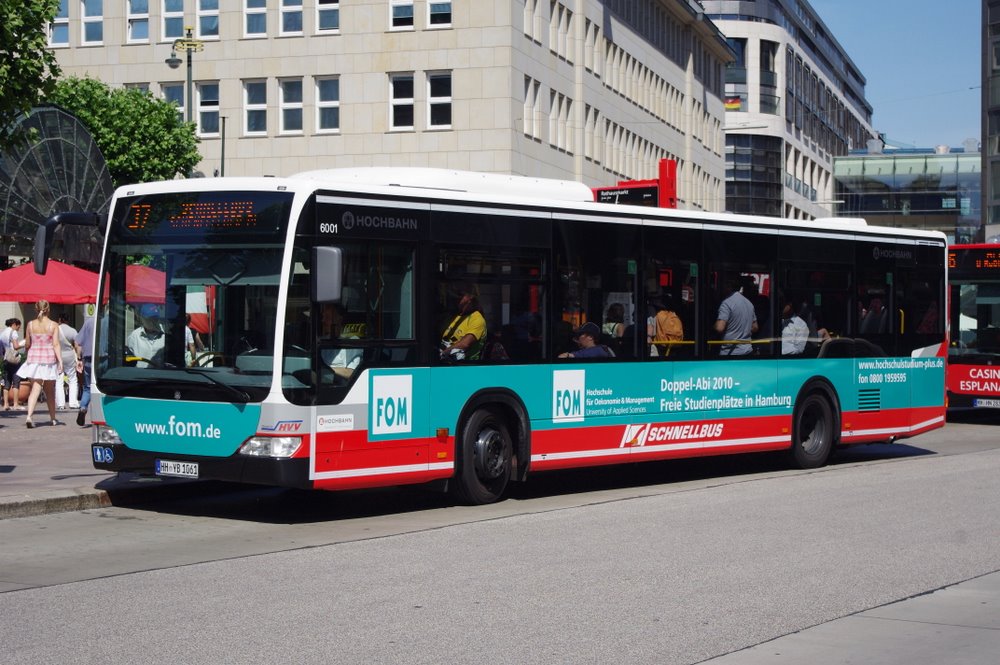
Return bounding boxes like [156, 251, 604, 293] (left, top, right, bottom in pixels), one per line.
[107, 440, 936, 526]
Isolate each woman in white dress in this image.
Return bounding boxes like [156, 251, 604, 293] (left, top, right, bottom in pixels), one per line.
[16, 299, 64, 427]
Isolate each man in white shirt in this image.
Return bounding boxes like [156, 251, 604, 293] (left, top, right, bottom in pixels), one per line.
[126, 304, 165, 368]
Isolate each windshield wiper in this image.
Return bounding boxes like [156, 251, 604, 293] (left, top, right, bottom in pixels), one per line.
[181, 367, 251, 403]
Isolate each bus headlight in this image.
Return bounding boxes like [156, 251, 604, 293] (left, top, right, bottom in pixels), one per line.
[239, 436, 302, 458]
[95, 425, 121, 445]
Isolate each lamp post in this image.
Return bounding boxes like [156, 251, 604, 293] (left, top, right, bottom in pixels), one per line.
[164, 27, 203, 124]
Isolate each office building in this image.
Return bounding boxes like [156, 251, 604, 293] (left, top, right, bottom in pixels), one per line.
[984, 0, 1000, 240]
[834, 141, 982, 243]
[701, 0, 877, 218]
[48, 1, 733, 210]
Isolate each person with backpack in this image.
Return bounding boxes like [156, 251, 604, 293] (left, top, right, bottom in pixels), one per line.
[1, 318, 24, 410]
[651, 296, 684, 357]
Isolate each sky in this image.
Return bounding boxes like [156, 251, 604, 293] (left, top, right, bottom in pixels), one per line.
[808, 0, 981, 149]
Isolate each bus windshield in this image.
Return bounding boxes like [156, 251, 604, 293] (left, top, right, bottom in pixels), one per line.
[95, 190, 294, 402]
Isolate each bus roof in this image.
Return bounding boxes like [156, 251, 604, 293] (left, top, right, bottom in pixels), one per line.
[291, 167, 597, 203]
[113, 169, 945, 244]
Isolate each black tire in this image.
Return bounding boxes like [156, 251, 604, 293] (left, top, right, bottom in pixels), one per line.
[452, 407, 513, 505]
[790, 392, 835, 469]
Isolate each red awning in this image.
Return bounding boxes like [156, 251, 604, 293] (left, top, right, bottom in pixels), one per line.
[125, 264, 166, 305]
[0, 261, 98, 304]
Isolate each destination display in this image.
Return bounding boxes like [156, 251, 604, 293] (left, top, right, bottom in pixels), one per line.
[117, 191, 294, 238]
[949, 246, 1000, 275]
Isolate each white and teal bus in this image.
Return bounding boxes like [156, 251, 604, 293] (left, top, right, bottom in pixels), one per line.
[39, 168, 947, 504]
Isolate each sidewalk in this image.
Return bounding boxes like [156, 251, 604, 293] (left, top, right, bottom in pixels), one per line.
[0, 407, 195, 519]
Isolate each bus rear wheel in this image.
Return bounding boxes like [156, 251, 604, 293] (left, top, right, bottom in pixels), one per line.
[790, 392, 835, 469]
[453, 407, 513, 505]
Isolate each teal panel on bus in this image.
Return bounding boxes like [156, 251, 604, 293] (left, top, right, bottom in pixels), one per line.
[103, 396, 262, 457]
[423, 356, 945, 433]
[908, 358, 946, 405]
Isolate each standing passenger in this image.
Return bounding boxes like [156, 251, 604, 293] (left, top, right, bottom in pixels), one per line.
[714, 276, 758, 356]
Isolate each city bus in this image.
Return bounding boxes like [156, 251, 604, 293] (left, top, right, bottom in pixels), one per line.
[947, 244, 1000, 409]
[37, 168, 947, 504]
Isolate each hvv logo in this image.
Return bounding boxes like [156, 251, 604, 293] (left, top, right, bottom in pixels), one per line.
[553, 370, 585, 423]
[372, 374, 412, 435]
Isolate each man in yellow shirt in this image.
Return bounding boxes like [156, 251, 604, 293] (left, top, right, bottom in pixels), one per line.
[441, 289, 486, 360]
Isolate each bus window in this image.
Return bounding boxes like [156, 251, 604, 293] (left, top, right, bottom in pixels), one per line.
[434, 248, 547, 363]
[706, 230, 774, 357]
[644, 226, 699, 360]
[554, 219, 639, 360]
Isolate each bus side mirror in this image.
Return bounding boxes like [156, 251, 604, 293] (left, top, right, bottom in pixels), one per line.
[33, 212, 102, 274]
[312, 246, 343, 303]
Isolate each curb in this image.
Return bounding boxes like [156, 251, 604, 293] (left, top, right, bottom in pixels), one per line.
[0, 474, 229, 520]
[0, 488, 113, 519]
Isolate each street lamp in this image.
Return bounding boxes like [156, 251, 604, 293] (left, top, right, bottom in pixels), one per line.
[164, 26, 203, 124]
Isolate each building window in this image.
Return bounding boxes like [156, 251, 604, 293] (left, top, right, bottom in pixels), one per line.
[162, 82, 184, 121]
[163, 0, 183, 40]
[427, 71, 452, 129]
[198, 0, 219, 38]
[549, 90, 572, 153]
[127, 0, 149, 43]
[317, 0, 339, 32]
[244, 80, 267, 135]
[49, 0, 69, 46]
[390, 0, 414, 29]
[390, 73, 414, 130]
[281, 0, 303, 35]
[198, 82, 220, 135]
[82, 0, 104, 44]
[316, 76, 340, 132]
[280, 79, 303, 133]
[245, 0, 267, 37]
[428, 1, 451, 27]
[523, 76, 540, 139]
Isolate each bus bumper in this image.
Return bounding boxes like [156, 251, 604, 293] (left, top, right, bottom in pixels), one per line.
[90, 443, 313, 489]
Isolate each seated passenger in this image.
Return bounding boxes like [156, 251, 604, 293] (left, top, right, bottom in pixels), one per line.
[780, 300, 809, 355]
[320, 303, 362, 380]
[559, 322, 615, 359]
[440, 288, 486, 360]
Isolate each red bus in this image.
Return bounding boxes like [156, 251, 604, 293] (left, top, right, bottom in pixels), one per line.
[948, 244, 1000, 408]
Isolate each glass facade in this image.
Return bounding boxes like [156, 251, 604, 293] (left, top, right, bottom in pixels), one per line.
[834, 151, 982, 243]
[725, 134, 783, 216]
[984, 1, 1000, 240]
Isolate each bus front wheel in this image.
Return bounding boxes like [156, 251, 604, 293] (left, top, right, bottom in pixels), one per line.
[790, 392, 835, 469]
[453, 407, 513, 505]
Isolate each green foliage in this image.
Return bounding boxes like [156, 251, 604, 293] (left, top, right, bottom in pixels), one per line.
[49, 76, 202, 187]
[0, 0, 62, 152]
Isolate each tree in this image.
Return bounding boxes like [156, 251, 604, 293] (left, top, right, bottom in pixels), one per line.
[0, 0, 62, 152]
[49, 76, 201, 186]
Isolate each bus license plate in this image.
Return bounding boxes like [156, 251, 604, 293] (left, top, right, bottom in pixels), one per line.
[156, 459, 199, 478]
[973, 399, 1000, 408]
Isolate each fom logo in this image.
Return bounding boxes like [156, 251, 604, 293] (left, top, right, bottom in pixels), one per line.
[372, 374, 412, 435]
[552, 370, 585, 423]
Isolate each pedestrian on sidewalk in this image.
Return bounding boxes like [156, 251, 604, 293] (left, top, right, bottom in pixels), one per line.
[55, 313, 80, 411]
[74, 313, 94, 426]
[1, 317, 25, 410]
[17, 300, 65, 428]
